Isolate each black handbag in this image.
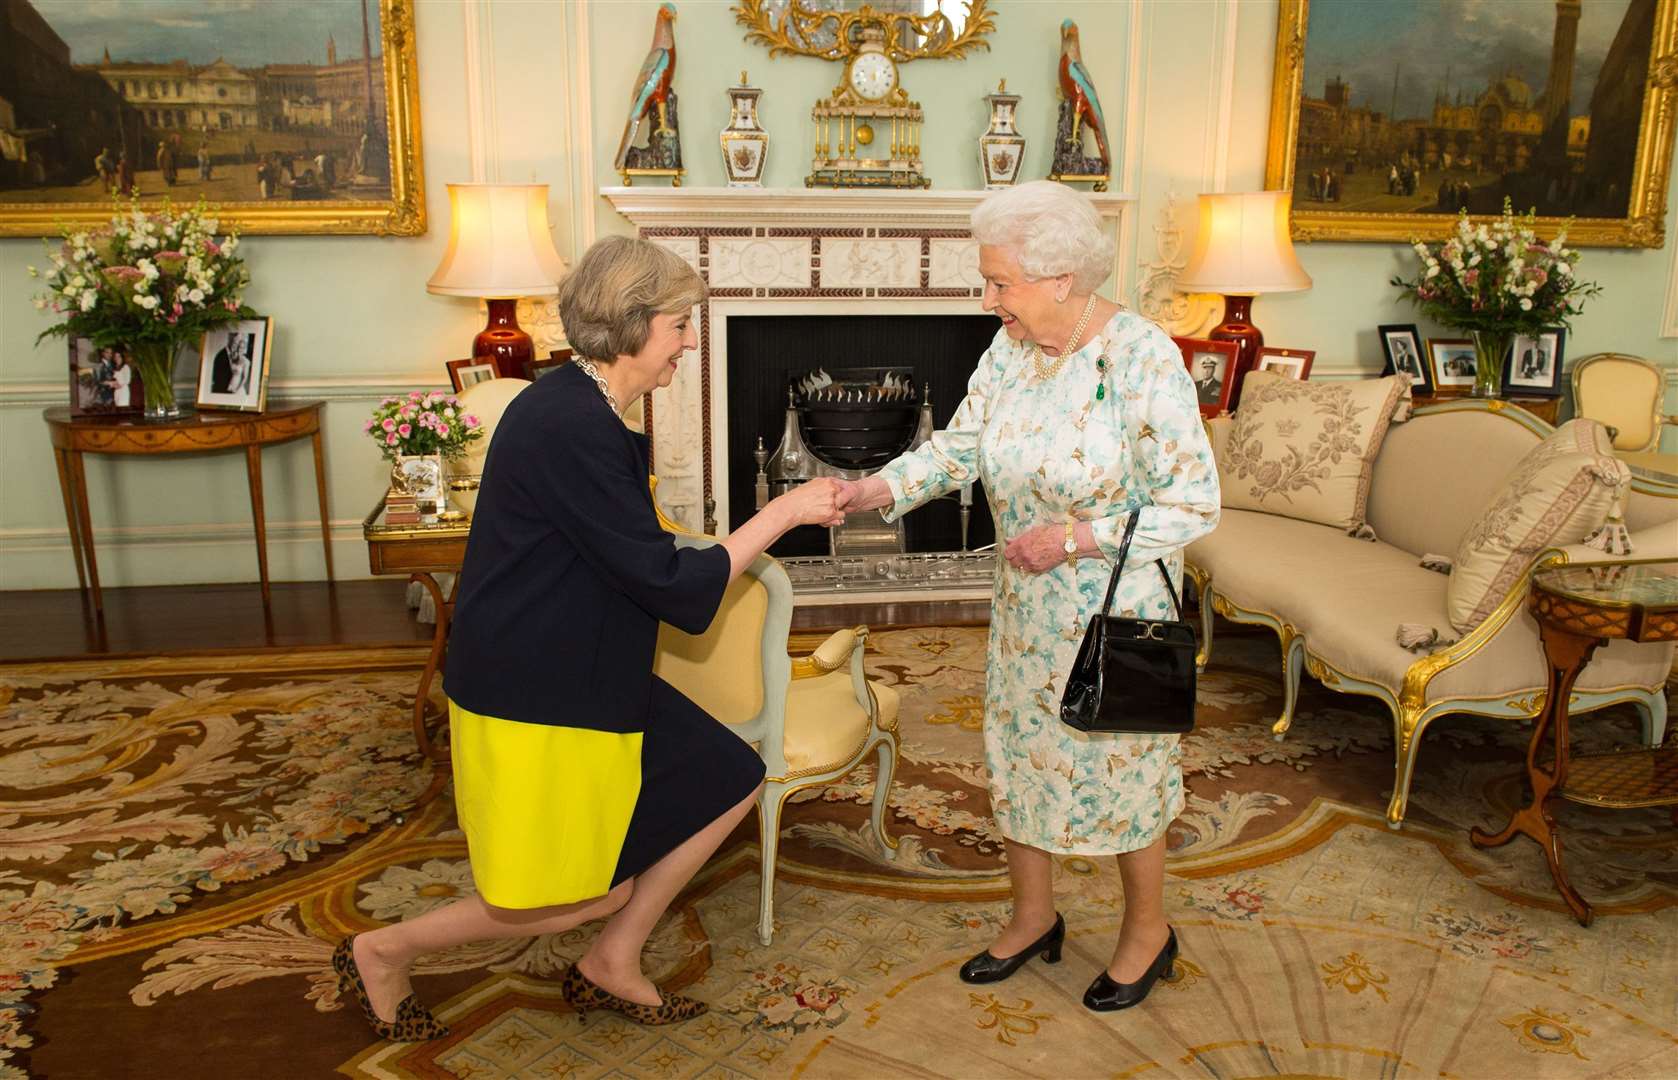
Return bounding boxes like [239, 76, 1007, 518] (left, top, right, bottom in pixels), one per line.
[1059, 511, 1197, 735]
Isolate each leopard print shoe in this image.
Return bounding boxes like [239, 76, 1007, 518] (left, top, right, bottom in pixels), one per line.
[332, 936, 450, 1042]
[560, 964, 708, 1026]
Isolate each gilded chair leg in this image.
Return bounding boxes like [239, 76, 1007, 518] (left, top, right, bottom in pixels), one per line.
[1272, 636, 1305, 740]
[1195, 583, 1215, 673]
[755, 785, 790, 946]
[1632, 690, 1667, 747]
[869, 734, 900, 860]
[1385, 704, 1430, 830]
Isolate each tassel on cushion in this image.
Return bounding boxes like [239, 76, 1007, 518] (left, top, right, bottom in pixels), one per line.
[1346, 522, 1379, 542]
[1397, 623, 1460, 652]
[1420, 553, 1454, 574]
[1582, 515, 1633, 555]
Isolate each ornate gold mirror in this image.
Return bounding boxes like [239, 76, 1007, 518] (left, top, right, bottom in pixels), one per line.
[735, 0, 995, 62]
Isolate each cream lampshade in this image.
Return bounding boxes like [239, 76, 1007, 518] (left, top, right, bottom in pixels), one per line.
[427, 183, 568, 379]
[1176, 191, 1312, 410]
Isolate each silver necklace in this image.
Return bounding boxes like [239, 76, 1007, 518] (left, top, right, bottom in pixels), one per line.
[573, 356, 620, 413]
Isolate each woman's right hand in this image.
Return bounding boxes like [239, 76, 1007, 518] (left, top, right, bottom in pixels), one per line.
[775, 478, 848, 528]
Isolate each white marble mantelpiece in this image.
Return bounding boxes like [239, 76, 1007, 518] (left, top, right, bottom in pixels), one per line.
[602, 186, 1135, 534]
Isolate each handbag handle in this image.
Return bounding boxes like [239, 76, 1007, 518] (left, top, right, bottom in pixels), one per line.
[1097, 510, 1183, 620]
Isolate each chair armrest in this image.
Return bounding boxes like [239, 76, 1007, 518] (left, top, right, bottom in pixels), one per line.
[791, 626, 866, 679]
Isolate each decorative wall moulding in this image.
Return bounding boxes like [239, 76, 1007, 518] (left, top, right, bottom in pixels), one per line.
[600, 186, 1134, 228]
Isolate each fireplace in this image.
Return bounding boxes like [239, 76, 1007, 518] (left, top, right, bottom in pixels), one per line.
[726, 313, 997, 558]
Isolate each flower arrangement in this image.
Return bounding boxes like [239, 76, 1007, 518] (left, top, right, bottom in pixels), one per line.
[1391, 199, 1599, 396]
[364, 391, 485, 461]
[29, 195, 255, 418]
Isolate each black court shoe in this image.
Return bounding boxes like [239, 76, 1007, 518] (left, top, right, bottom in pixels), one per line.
[1083, 926, 1178, 1012]
[958, 914, 1065, 984]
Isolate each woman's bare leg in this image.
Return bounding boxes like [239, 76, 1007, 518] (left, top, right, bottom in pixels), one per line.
[578, 783, 763, 1006]
[354, 882, 633, 1021]
[1107, 835, 1170, 980]
[985, 838, 1059, 957]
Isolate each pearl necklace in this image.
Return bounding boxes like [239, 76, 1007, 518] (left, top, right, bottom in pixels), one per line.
[573, 356, 620, 414]
[1030, 295, 1098, 382]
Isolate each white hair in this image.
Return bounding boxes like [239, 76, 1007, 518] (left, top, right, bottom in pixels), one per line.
[970, 180, 1115, 293]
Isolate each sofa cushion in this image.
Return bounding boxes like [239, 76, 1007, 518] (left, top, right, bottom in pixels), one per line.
[1446, 419, 1629, 632]
[1217, 371, 1410, 531]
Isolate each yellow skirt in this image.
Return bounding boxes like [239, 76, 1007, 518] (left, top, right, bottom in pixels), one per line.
[449, 700, 643, 909]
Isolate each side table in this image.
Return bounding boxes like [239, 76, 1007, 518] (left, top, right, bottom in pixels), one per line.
[1470, 558, 1678, 925]
[363, 497, 469, 812]
[45, 401, 334, 617]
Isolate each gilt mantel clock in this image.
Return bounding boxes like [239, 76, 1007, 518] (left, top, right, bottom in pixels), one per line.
[735, 0, 996, 189]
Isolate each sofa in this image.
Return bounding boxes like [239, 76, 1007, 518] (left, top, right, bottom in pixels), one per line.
[1186, 398, 1678, 828]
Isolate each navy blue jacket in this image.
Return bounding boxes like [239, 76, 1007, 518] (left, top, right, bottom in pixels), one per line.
[443, 362, 730, 732]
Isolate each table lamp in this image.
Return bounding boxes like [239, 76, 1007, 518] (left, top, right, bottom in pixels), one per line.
[1176, 191, 1312, 410]
[427, 183, 568, 379]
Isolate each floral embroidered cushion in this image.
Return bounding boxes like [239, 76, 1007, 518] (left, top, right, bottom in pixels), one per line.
[1216, 371, 1412, 531]
[1445, 419, 1628, 632]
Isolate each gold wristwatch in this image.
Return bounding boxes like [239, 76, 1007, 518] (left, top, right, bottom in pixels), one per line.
[1063, 519, 1078, 568]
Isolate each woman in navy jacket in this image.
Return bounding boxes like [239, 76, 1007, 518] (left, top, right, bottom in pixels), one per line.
[334, 237, 849, 1038]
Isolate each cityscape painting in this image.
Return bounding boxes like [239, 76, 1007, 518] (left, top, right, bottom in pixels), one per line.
[1264, 0, 1676, 247]
[0, 0, 423, 235]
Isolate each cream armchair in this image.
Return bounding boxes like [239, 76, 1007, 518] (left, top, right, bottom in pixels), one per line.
[1572, 352, 1678, 452]
[650, 520, 900, 945]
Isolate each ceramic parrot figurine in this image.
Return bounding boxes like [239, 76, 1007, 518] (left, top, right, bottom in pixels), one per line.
[1058, 19, 1109, 166]
[614, 3, 678, 171]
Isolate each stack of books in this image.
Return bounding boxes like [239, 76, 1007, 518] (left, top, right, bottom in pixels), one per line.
[385, 492, 422, 525]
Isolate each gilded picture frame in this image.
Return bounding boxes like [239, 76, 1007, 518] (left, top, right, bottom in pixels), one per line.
[1263, 0, 1677, 248]
[0, 0, 424, 237]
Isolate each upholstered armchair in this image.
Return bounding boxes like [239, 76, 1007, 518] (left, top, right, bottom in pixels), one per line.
[650, 503, 900, 945]
[1572, 352, 1678, 452]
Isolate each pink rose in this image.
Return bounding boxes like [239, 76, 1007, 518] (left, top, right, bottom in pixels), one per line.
[399, 404, 413, 418]
[385, 433, 398, 446]
[381, 418, 396, 432]
[465, 414, 480, 428]
[363, 419, 375, 432]
[397, 423, 412, 437]
[409, 391, 423, 401]
[437, 423, 451, 437]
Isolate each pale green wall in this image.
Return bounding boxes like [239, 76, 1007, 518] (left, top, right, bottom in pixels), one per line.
[1, 0, 1672, 592]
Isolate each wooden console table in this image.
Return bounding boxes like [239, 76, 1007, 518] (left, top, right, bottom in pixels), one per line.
[45, 401, 333, 618]
[363, 497, 469, 811]
[1470, 558, 1678, 925]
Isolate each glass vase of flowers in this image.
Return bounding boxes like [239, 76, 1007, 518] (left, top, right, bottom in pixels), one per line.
[29, 195, 255, 420]
[1392, 199, 1599, 399]
[366, 392, 486, 517]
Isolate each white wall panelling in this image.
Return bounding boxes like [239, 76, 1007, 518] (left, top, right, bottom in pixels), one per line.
[461, 0, 499, 182]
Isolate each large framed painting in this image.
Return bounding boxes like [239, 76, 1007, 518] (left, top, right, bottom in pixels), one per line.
[1264, 0, 1677, 247]
[0, 0, 423, 236]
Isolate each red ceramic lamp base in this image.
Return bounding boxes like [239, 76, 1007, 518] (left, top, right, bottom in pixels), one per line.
[472, 298, 534, 380]
[1209, 295, 1262, 411]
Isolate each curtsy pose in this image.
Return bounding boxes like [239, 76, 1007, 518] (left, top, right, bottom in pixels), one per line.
[335, 237, 849, 1040]
[839, 181, 1220, 1012]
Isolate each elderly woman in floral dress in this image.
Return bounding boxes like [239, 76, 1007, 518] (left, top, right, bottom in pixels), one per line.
[839, 181, 1219, 1012]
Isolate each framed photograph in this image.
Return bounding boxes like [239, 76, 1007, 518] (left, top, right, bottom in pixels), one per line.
[1255, 347, 1315, 380]
[446, 358, 497, 394]
[1173, 336, 1241, 417]
[1263, 0, 1677, 248]
[68, 338, 143, 417]
[1378, 323, 1432, 394]
[195, 317, 273, 412]
[0, 0, 424, 237]
[1428, 337, 1478, 391]
[1504, 328, 1568, 397]
[526, 347, 573, 381]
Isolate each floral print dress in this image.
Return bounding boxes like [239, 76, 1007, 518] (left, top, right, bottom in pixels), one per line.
[876, 311, 1220, 855]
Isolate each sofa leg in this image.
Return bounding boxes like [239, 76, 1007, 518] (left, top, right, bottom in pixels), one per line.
[1196, 583, 1215, 673]
[1385, 705, 1429, 829]
[1272, 635, 1305, 741]
[869, 734, 900, 860]
[1632, 691, 1668, 747]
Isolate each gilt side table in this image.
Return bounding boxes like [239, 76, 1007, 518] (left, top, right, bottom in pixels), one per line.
[45, 401, 333, 618]
[1470, 558, 1678, 925]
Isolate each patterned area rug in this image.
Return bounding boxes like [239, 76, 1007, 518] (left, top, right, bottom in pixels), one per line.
[2, 631, 1673, 1079]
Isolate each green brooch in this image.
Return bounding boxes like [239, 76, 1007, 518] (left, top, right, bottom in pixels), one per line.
[1094, 355, 1109, 400]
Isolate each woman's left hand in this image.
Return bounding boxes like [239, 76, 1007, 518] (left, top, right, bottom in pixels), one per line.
[1002, 524, 1065, 574]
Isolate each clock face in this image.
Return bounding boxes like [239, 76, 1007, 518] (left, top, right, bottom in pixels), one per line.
[848, 51, 897, 101]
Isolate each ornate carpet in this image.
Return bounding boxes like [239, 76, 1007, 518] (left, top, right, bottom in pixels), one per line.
[2, 630, 1674, 1079]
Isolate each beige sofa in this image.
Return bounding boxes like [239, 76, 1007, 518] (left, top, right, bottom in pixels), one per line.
[1186, 399, 1678, 827]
